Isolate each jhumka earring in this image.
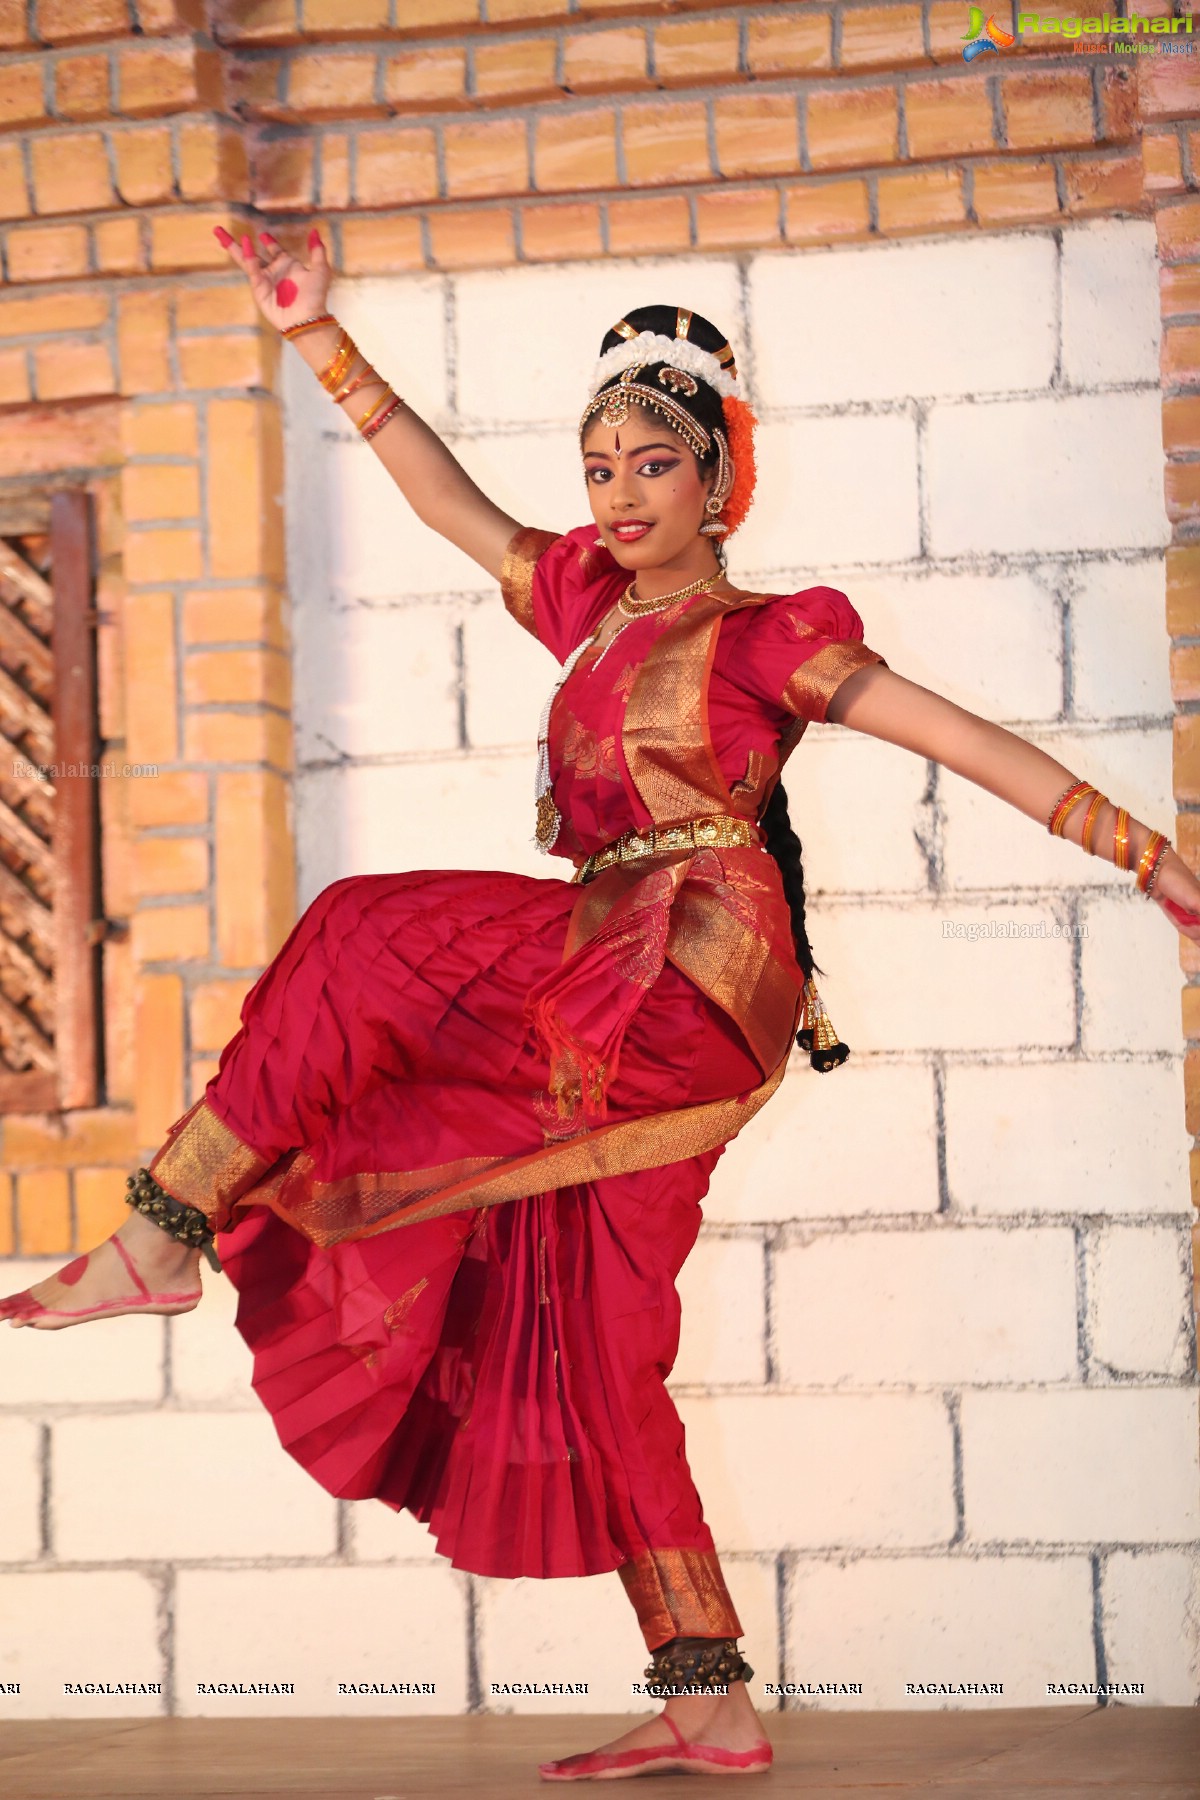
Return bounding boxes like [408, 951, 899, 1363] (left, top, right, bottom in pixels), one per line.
[698, 427, 734, 538]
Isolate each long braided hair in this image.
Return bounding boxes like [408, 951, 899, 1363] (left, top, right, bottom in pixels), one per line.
[592, 303, 826, 991]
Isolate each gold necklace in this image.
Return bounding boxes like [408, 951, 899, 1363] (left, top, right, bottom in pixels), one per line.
[618, 569, 722, 616]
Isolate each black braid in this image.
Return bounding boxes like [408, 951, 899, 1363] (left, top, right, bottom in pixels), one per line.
[760, 780, 823, 981]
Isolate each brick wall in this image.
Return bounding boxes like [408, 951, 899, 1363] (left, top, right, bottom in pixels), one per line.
[0, 0, 1197, 1719]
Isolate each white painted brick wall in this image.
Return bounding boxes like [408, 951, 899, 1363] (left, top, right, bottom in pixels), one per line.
[4, 220, 1195, 1717]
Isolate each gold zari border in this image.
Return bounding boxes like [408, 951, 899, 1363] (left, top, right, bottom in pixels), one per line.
[500, 525, 559, 641]
[149, 1096, 272, 1232]
[619, 1548, 744, 1651]
[780, 640, 887, 724]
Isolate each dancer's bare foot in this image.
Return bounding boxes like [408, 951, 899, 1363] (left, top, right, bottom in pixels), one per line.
[0, 1206, 204, 1330]
[539, 1678, 772, 1780]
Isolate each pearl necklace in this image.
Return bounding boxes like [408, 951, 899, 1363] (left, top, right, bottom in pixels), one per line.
[531, 569, 722, 854]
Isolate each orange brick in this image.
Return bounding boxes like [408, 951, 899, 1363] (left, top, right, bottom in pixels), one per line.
[175, 284, 260, 330]
[1002, 71, 1095, 152]
[535, 106, 619, 192]
[205, 395, 285, 582]
[118, 43, 224, 117]
[355, 126, 438, 205]
[562, 27, 648, 92]
[622, 100, 708, 187]
[972, 158, 1060, 225]
[878, 165, 965, 233]
[1163, 265, 1200, 321]
[210, 0, 299, 43]
[117, 289, 172, 395]
[215, 769, 293, 968]
[1158, 199, 1200, 262]
[0, 291, 109, 336]
[1139, 48, 1200, 122]
[95, 214, 146, 272]
[189, 981, 246, 1054]
[520, 201, 603, 261]
[784, 176, 871, 243]
[1171, 641, 1200, 703]
[0, 397, 121, 478]
[150, 210, 240, 271]
[134, 834, 209, 897]
[35, 0, 125, 39]
[183, 585, 287, 649]
[1164, 324, 1200, 387]
[121, 403, 197, 460]
[0, 1173, 11, 1256]
[714, 93, 799, 180]
[122, 463, 202, 522]
[427, 206, 516, 269]
[320, 132, 351, 210]
[807, 84, 899, 170]
[0, 346, 30, 404]
[905, 77, 996, 160]
[1177, 715, 1200, 806]
[178, 330, 277, 392]
[473, 36, 557, 102]
[252, 135, 315, 208]
[184, 708, 294, 771]
[1166, 545, 1200, 638]
[444, 116, 528, 199]
[16, 1168, 71, 1255]
[1142, 129, 1185, 196]
[54, 52, 111, 119]
[73, 1167, 131, 1248]
[0, 0, 33, 45]
[839, 3, 926, 69]
[287, 50, 384, 116]
[32, 339, 114, 400]
[746, 12, 832, 76]
[179, 120, 251, 204]
[384, 46, 467, 108]
[654, 16, 740, 85]
[226, 51, 287, 118]
[606, 192, 691, 255]
[184, 647, 290, 709]
[31, 129, 114, 214]
[0, 59, 44, 128]
[124, 591, 178, 763]
[392, 0, 476, 22]
[1063, 151, 1144, 216]
[135, 973, 185, 1147]
[301, 0, 388, 29]
[125, 526, 204, 584]
[4, 1110, 136, 1167]
[486, 0, 561, 17]
[0, 139, 30, 219]
[126, 767, 209, 827]
[1098, 64, 1139, 145]
[926, 0, 985, 61]
[135, 0, 209, 28]
[339, 214, 424, 271]
[131, 903, 211, 964]
[113, 124, 175, 206]
[695, 186, 782, 251]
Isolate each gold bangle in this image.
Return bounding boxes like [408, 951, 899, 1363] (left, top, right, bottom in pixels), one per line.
[318, 329, 357, 393]
[1081, 792, 1107, 856]
[1136, 830, 1170, 893]
[1048, 780, 1098, 837]
[282, 312, 336, 340]
[333, 366, 385, 405]
[1113, 807, 1130, 871]
[355, 386, 396, 433]
[361, 394, 405, 441]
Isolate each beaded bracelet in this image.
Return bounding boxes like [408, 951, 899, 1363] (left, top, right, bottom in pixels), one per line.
[360, 393, 404, 441]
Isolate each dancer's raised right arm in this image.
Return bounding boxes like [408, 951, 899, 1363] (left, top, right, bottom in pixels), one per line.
[214, 224, 521, 581]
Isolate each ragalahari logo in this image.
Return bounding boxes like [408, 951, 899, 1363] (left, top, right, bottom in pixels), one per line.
[962, 5, 1017, 57]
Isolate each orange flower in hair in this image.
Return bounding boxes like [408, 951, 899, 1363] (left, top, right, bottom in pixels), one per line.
[718, 394, 758, 539]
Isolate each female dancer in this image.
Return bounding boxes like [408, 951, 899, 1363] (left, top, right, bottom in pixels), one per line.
[4, 233, 1199, 1784]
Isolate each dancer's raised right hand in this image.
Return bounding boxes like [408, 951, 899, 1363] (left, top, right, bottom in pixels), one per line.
[212, 224, 332, 335]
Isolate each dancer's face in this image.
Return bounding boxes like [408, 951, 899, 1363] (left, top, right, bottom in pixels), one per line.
[582, 405, 716, 574]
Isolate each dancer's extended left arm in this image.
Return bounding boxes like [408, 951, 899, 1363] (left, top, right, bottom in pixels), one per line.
[827, 662, 1200, 942]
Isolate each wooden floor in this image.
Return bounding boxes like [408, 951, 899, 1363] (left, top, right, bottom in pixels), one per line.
[0, 1708, 1197, 1797]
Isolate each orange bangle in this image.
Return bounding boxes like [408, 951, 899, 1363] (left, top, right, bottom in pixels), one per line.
[1081, 792, 1107, 856]
[333, 366, 385, 405]
[1048, 780, 1098, 837]
[1136, 830, 1170, 893]
[1112, 807, 1130, 871]
[355, 386, 397, 433]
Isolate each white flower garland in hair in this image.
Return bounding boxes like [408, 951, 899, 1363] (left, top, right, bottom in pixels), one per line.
[588, 331, 741, 401]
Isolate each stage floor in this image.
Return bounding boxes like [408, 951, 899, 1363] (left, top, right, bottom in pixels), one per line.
[0, 1706, 1197, 1797]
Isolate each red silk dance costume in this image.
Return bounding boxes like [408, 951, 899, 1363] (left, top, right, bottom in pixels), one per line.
[148, 524, 886, 1652]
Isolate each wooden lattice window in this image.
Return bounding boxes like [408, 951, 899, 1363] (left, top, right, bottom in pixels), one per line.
[0, 489, 103, 1113]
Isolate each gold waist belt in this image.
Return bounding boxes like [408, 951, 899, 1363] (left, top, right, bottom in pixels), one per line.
[575, 814, 761, 885]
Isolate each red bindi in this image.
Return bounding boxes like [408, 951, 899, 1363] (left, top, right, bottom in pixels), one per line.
[275, 278, 298, 308]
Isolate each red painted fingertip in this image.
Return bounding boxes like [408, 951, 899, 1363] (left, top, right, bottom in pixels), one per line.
[1162, 895, 1200, 927]
[212, 225, 234, 247]
[307, 227, 322, 250]
[259, 230, 279, 246]
[240, 233, 254, 257]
